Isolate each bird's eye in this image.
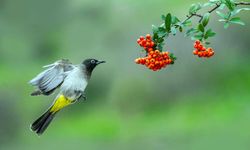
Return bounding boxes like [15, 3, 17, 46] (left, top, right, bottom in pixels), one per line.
[91, 60, 96, 64]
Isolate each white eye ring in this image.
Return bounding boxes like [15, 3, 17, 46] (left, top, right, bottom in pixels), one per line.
[91, 60, 95, 64]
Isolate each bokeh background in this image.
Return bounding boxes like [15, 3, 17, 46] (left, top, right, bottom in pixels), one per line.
[0, 0, 250, 149]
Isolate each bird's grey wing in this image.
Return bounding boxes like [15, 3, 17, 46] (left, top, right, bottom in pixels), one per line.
[29, 59, 75, 96]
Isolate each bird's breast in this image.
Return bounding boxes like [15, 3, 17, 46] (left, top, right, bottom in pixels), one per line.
[60, 68, 88, 99]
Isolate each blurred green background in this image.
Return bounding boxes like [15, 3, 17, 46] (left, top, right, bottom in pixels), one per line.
[0, 0, 250, 149]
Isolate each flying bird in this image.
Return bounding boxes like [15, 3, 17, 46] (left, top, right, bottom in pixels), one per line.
[29, 58, 105, 135]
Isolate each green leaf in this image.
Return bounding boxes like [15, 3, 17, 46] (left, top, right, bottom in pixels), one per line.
[169, 53, 177, 61]
[179, 26, 183, 32]
[192, 32, 203, 41]
[224, 0, 235, 11]
[216, 11, 228, 19]
[209, 0, 220, 3]
[171, 27, 177, 35]
[158, 27, 167, 37]
[224, 22, 230, 29]
[203, 2, 215, 7]
[189, 3, 202, 14]
[152, 25, 158, 34]
[219, 4, 226, 10]
[161, 15, 166, 21]
[202, 13, 210, 27]
[158, 38, 164, 43]
[229, 17, 245, 25]
[198, 24, 205, 32]
[204, 29, 216, 39]
[157, 42, 164, 51]
[183, 20, 192, 27]
[153, 32, 159, 42]
[171, 16, 180, 24]
[231, 8, 250, 16]
[219, 19, 227, 22]
[185, 28, 199, 37]
[165, 13, 172, 33]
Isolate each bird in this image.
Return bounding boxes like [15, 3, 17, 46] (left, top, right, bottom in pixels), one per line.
[29, 58, 105, 135]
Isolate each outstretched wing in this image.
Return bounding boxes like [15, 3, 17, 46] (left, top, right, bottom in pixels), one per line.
[29, 59, 75, 96]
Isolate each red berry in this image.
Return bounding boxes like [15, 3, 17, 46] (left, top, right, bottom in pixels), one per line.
[140, 36, 144, 40]
[146, 34, 151, 39]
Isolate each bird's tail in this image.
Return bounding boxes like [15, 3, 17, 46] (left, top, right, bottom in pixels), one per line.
[31, 95, 72, 135]
[30, 108, 56, 135]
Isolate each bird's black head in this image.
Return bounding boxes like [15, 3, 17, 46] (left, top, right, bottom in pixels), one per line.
[82, 58, 105, 74]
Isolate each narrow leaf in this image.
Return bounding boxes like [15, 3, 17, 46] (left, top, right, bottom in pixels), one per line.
[185, 28, 198, 37]
[183, 20, 192, 27]
[189, 3, 202, 14]
[224, 0, 235, 11]
[202, 13, 210, 27]
[230, 17, 245, 25]
[152, 25, 158, 34]
[204, 29, 216, 39]
[171, 16, 180, 24]
[198, 24, 205, 32]
[216, 11, 228, 19]
[231, 8, 250, 16]
[219, 19, 227, 22]
[165, 13, 172, 33]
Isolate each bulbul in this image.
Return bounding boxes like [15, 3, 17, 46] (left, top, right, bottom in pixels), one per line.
[29, 58, 105, 135]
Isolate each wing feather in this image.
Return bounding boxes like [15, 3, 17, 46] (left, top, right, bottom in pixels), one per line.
[29, 59, 74, 96]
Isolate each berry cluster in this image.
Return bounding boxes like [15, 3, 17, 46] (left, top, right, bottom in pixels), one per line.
[135, 50, 173, 71]
[137, 34, 155, 52]
[135, 34, 175, 71]
[193, 40, 215, 58]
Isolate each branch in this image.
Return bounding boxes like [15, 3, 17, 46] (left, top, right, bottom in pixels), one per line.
[208, 3, 221, 13]
[235, 2, 250, 6]
[182, 1, 250, 24]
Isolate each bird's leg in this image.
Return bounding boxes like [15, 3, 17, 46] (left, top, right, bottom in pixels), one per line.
[79, 93, 87, 101]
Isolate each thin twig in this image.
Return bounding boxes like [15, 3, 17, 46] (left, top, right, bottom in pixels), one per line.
[182, 1, 250, 24]
[208, 3, 221, 13]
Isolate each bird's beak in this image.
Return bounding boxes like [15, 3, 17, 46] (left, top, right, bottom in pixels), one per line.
[96, 60, 106, 64]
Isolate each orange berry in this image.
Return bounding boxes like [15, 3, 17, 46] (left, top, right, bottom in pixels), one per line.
[147, 55, 152, 59]
[145, 42, 150, 47]
[198, 52, 203, 57]
[155, 50, 160, 54]
[207, 48, 213, 52]
[195, 40, 201, 45]
[150, 42, 155, 47]
[146, 34, 151, 39]
[198, 45, 203, 51]
[148, 48, 153, 52]
[193, 50, 198, 55]
[208, 51, 214, 57]
[203, 51, 208, 57]
[142, 40, 146, 45]
[135, 58, 140, 64]
[139, 36, 144, 40]
[150, 58, 155, 63]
